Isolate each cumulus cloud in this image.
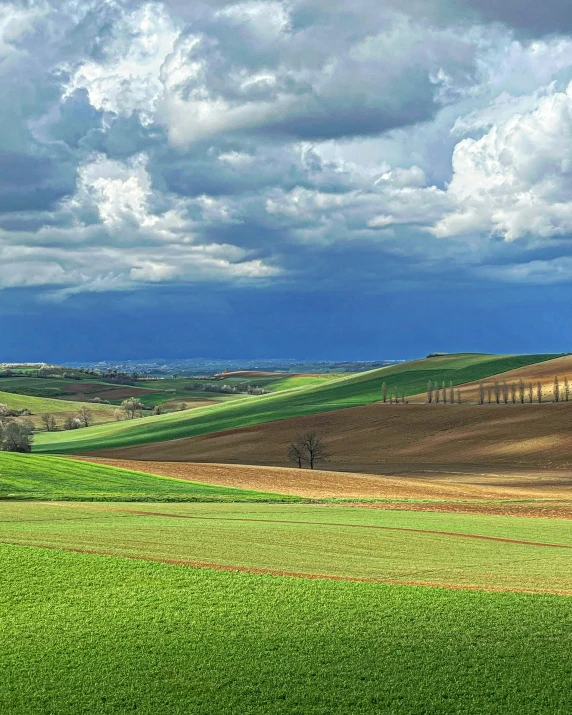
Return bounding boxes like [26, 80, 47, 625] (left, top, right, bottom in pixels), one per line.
[4, 0, 572, 297]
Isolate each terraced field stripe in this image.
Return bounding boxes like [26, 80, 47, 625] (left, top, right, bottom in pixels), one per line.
[43, 502, 572, 549]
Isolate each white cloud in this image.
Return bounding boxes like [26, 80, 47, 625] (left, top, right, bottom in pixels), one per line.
[433, 80, 572, 241]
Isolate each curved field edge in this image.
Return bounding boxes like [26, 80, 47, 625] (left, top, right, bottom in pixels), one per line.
[4, 501, 572, 591]
[1, 544, 572, 715]
[0, 453, 299, 502]
[33, 353, 558, 454]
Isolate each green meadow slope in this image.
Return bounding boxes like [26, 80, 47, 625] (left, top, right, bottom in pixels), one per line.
[1, 544, 572, 714]
[0, 390, 113, 415]
[0, 453, 296, 502]
[33, 353, 557, 454]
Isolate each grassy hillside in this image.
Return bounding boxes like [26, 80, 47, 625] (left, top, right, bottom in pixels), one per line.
[0, 453, 296, 502]
[2, 545, 571, 714]
[34, 353, 557, 453]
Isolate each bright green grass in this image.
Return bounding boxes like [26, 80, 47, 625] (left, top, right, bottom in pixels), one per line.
[34, 353, 558, 453]
[1, 544, 572, 714]
[0, 390, 113, 415]
[2, 501, 572, 591]
[0, 453, 297, 502]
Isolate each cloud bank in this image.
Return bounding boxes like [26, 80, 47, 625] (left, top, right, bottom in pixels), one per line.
[3, 0, 572, 298]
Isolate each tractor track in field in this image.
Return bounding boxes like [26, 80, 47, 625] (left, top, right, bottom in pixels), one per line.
[41, 501, 572, 550]
[1, 539, 571, 596]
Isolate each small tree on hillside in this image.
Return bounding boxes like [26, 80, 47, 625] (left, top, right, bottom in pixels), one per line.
[487, 385, 493, 404]
[287, 441, 304, 469]
[510, 383, 517, 404]
[64, 416, 82, 430]
[382, 382, 388, 403]
[427, 381, 433, 404]
[478, 382, 485, 405]
[494, 381, 501, 405]
[0, 420, 34, 453]
[442, 381, 447, 404]
[528, 382, 534, 404]
[449, 382, 454, 404]
[76, 406, 93, 428]
[41, 413, 56, 432]
[434, 384, 440, 403]
[518, 379, 525, 404]
[456, 388, 461, 404]
[554, 376, 560, 403]
[537, 381, 543, 404]
[287, 431, 329, 470]
[122, 397, 145, 419]
[502, 382, 509, 405]
[565, 376, 570, 402]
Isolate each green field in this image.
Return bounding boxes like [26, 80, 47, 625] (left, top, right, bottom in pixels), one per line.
[0, 390, 114, 415]
[2, 531, 572, 712]
[0, 453, 297, 502]
[34, 353, 558, 454]
[2, 501, 572, 591]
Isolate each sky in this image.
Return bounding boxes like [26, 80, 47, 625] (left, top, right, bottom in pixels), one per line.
[1, 0, 572, 361]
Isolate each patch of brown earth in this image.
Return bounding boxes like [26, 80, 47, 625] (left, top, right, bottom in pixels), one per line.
[90, 402, 572, 477]
[72, 457, 572, 500]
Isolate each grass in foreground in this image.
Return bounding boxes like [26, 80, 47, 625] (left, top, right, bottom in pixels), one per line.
[34, 353, 557, 454]
[0, 453, 298, 502]
[2, 501, 572, 591]
[1, 544, 572, 714]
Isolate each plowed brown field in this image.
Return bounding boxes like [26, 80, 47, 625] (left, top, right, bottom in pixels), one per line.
[92, 402, 572, 474]
[74, 457, 572, 501]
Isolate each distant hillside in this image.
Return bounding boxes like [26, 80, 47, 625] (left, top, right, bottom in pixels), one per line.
[34, 353, 557, 454]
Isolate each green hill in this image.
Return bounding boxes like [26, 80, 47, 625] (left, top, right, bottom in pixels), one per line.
[0, 453, 295, 502]
[34, 353, 557, 454]
[0, 390, 113, 415]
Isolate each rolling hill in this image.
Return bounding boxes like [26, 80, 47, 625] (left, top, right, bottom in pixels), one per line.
[34, 353, 557, 454]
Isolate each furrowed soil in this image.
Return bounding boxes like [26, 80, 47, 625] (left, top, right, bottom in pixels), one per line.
[92, 402, 572, 474]
[73, 458, 572, 502]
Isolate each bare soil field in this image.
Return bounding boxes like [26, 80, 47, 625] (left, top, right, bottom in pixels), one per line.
[412, 354, 572, 403]
[93, 402, 572, 474]
[74, 457, 572, 502]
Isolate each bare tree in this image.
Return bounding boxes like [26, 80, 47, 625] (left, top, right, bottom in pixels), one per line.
[287, 442, 304, 469]
[427, 381, 432, 404]
[537, 381, 543, 404]
[494, 381, 501, 404]
[528, 382, 533, 404]
[287, 431, 329, 470]
[0, 420, 34, 453]
[565, 376, 570, 402]
[478, 382, 485, 405]
[382, 382, 387, 403]
[41, 413, 57, 432]
[456, 388, 461, 404]
[76, 406, 93, 428]
[113, 409, 124, 421]
[487, 385, 493, 404]
[518, 379, 525, 404]
[554, 376, 560, 403]
[502, 382, 509, 405]
[510, 383, 517, 404]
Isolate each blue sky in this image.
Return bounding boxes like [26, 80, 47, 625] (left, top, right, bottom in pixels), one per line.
[1, 0, 572, 361]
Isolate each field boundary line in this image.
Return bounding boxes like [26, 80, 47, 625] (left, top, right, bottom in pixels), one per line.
[44, 502, 572, 550]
